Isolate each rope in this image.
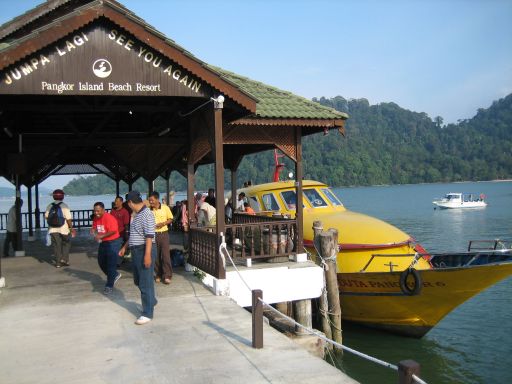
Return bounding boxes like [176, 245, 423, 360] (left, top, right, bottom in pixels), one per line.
[218, 239, 428, 383]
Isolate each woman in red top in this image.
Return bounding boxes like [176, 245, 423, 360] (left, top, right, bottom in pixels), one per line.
[92, 202, 122, 295]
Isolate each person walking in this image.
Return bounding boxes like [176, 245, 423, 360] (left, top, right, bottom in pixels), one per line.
[119, 191, 157, 325]
[111, 196, 130, 265]
[148, 191, 173, 284]
[3, 200, 22, 257]
[45, 189, 74, 268]
[91, 202, 122, 295]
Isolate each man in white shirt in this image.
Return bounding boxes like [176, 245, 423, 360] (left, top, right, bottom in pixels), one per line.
[44, 189, 75, 268]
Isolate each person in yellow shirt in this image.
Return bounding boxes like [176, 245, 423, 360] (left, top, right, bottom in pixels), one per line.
[148, 191, 173, 284]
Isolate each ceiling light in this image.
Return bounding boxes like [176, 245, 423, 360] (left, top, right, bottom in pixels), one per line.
[3, 127, 13, 138]
[158, 127, 170, 136]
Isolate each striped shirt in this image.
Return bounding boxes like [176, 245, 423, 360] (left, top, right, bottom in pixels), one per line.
[129, 206, 155, 247]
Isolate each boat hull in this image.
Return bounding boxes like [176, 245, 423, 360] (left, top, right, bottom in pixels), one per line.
[338, 262, 512, 337]
[433, 201, 487, 209]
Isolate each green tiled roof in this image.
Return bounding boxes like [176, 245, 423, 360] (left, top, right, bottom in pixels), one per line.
[209, 66, 348, 120]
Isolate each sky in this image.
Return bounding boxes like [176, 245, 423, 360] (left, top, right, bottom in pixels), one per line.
[1, 0, 511, 189]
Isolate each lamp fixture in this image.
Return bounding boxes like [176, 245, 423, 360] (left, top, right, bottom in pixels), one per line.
[3, 127, 13, 138]
[158, 127, 170, 137]
[211, 94, 225, 109]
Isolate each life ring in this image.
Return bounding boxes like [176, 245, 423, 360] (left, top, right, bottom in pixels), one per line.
[399, 268, 422, 296]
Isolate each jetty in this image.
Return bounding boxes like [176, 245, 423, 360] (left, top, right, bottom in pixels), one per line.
[0, 230, 356, 384]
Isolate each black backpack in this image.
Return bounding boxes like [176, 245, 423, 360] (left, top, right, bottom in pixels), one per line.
[47, 202, 65, 227]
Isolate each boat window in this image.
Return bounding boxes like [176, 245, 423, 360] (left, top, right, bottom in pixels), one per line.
[280, 190, 298, 210]
[304, 189, 328, 208]
[249, 196, 261, 212]
[262, 193, 280, 211]
[321, 188, 343, 207]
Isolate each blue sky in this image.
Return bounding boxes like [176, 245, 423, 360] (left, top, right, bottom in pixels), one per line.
[1, 0, 511, 188]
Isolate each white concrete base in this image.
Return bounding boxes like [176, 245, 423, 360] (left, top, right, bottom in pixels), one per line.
[184, 263, 194, 272]
[213, 278, 229, 296]
[28, 236, 36, 242]
[292, 253, 308, 263]
[226, 263, 324, 307]
[14, 250, 25, 257]
[0, 277, 5, 288]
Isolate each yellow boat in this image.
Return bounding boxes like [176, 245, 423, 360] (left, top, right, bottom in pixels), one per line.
[238, 180, 512, 337]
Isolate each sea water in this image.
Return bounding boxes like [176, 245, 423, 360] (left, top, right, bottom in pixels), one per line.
[332, 181, 512, 384]
[1, 182, 510, 382]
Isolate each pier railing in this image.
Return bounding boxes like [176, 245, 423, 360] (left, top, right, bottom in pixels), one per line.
[187, 213, 297, 279]
[0, 209, 108, 231]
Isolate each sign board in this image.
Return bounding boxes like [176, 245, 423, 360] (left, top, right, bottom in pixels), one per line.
[0, 22, 210, 98]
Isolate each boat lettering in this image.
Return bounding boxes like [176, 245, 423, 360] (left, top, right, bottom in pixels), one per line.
[368, 281, 400, 288]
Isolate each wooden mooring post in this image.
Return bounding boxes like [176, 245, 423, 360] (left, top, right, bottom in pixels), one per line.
[312, 221, 332, 349]
[313, 221, 343, 352]
[252, 289, 263, 349]
[398, 360, 421, 384]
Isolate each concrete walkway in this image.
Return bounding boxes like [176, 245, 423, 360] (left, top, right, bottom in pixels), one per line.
[0, 231, 356, 384]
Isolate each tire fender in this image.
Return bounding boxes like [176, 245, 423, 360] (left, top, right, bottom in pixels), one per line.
[399, 268, 422, 296]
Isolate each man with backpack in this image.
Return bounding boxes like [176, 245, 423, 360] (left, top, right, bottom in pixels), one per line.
[45, 189, 74, 268]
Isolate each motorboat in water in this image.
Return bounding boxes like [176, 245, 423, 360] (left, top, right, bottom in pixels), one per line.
[238, 180, 512, 337]
[433, 192, 487, 209]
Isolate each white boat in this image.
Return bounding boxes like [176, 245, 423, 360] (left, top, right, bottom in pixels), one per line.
[433, 192, 487, 209]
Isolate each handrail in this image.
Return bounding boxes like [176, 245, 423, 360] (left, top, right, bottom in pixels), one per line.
[0, 209, 110, 231]
[360, 249, 512, 272]
[467, 239, 508, 252]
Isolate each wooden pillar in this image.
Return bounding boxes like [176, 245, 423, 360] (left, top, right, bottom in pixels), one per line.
[320, 229, 342, 350]
[313, 221, 332, 346]
[252, 289, 263, 349]
[34, 183, 40, 229]
[398, 360, 421, 384]
[148, 179, 154, 197]
[165, 171, 170, 205]
[187, 163, 195, 226]
[295, 127, 304, 253]
[213, 103, 225, 279]
[27, 186, 34, 240]
[293, 299, 312, 335]
[13, 185, 24, 255]
[231, 168, 237, 214]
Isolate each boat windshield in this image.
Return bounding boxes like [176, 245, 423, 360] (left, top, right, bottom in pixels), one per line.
[321, 188, 343, 207]
[280, 190, 298, 209]
[261, 193, 280, 211]
[304, 188, 328, 208]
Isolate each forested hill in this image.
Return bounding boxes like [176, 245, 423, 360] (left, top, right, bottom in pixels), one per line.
[63, 94, 512, 195]
[306, 94, 512, 185]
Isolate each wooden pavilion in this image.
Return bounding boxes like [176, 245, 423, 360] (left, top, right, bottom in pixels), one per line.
[0, 0, 347, 280]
